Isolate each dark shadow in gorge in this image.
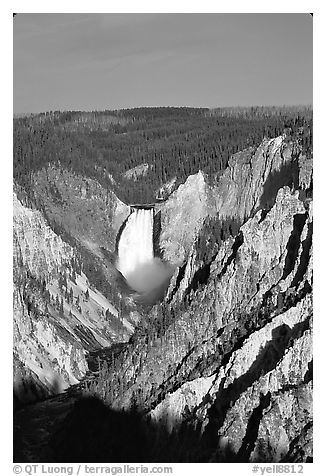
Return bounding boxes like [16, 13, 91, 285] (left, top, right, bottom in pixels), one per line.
[14, 393, 233, 463]
[259, 160, 300, 212]
[153, 210, 163, 260]
[14, 388, 312, 464]
[115, 210, 132, 254]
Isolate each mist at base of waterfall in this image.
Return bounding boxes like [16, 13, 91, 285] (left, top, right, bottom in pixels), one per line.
[118, 257, 175, 301]
[116, 208, 174, 303]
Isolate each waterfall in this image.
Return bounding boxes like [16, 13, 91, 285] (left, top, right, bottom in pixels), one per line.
[117, 208, 154, 279]
[117, 207, 174, 297]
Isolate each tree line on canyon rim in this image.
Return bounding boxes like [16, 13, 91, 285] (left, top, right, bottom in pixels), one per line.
[13, 106, 312, 205]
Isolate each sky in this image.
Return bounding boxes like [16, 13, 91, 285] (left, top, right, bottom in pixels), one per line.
[13, 13, 312, 113]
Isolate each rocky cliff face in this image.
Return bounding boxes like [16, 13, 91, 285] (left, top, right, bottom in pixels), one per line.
[157, 135, 309, 267]
[13, 191, 134, 406]
[32, 165, 129, 257]
[82, 134, 312, 462]
[157, 171, 208, 265]
[13, 133, 313, 463]
[29, 165, 136, 315]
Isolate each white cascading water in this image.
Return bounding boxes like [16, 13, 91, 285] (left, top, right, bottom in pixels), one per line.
[117, 208, 173, 296]
[117, 208, 154, 278]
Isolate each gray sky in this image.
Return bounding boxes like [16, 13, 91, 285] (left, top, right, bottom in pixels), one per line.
[13, 13, 312, 113]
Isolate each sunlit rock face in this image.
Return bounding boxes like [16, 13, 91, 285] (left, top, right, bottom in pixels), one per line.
[32, 165, 130, 257]
[117, 208, 173, 295]
[89, 135, 312, 463]
[13, 192, 87, 403]
[13, 191, 134, 406]
[157, 135, 307, 267]
[157, 170, 208, 266]
[13, 132, 313, 463]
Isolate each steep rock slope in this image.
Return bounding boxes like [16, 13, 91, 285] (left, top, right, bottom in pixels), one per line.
[158, 135, 309, 266]
[32, 165, 129, 257]
[30, 165, 134, 312]
[13, 191, 133, 406]
[13, 133, 313, 463]
[81, 135, 312, 462]
[157, 171, 207, 265]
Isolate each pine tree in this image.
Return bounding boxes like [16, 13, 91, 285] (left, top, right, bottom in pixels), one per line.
[60, 297, 64, 317]
[58, 274, 64, 291]
[44, 289, 50, 302]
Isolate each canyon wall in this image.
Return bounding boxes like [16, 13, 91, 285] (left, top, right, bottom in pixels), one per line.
[84, 134, 313, 462]
[13, 133, 313, 463]
[13, 191, 134, 406]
